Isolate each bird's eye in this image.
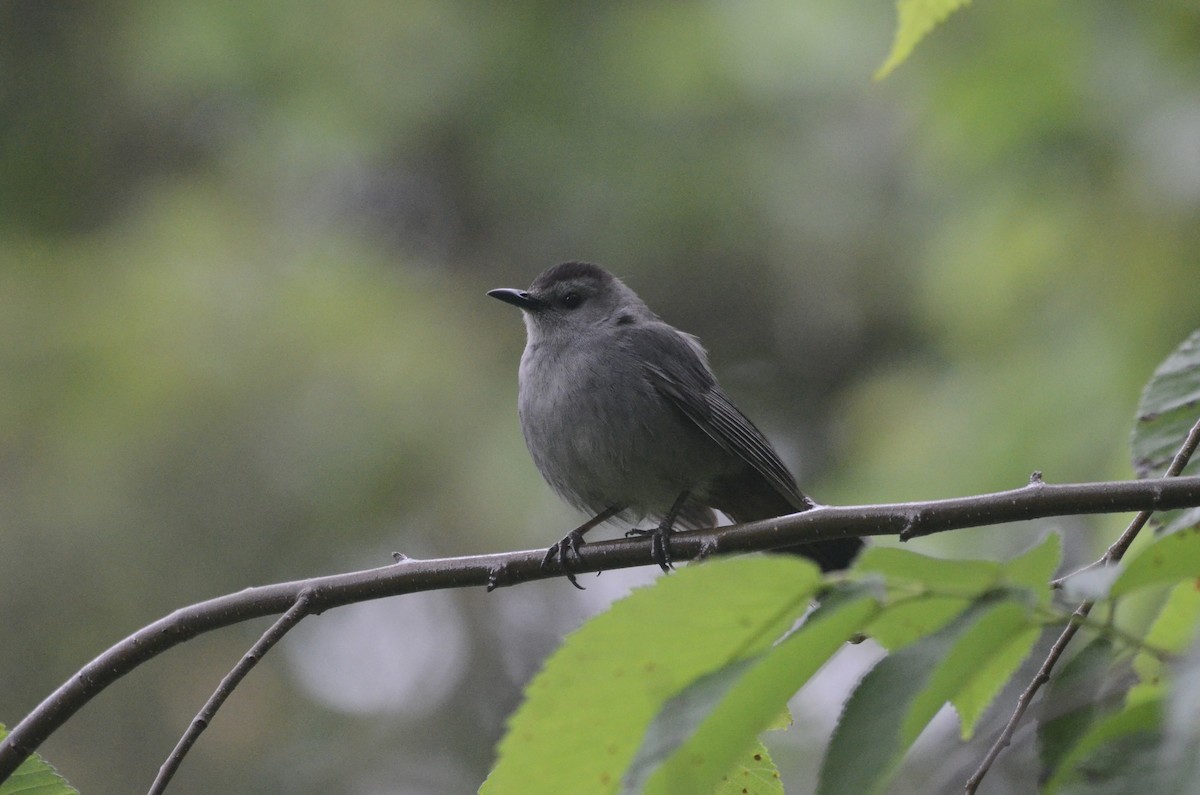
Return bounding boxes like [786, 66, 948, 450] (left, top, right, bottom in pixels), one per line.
[561, 292, 584, 309]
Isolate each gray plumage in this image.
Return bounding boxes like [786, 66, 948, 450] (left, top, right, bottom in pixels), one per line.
[489, 262, 861, 578]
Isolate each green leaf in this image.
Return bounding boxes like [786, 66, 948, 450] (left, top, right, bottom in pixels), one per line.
[911, 601, 1039, 742]
[1159, 638, 1200, 791]
[853, 546, 1003, 596]
[1129, 579, 1200, 705]
[629, 596, 878, 795]
[1110, 528, 1200, 597]
[1050, 638, 1200, 794]
[1001, 532, 1062, 606]
[0, 723, 79, 795]
[858, 536, 1058, 651]
[819, 596, 1036, 795]
[875, 0, 973, 80]
[712, 741, 784, 795]
[951, 621, 1041, 740]
[1056, 722, 1166, 795]
[1044, 699, 1162, 794]
[1131, 329, 1200, 480]
[1037, 638, 1122, 780]
[1143, 580, 1200, 654]
[1130, 330, 1200, 534]
[621, 657, 758, 794]
[481, 556, 821, 795]
[864, 594, 971, 651]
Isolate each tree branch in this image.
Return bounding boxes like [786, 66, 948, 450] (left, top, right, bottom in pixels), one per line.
[964, 601, 1094, 794]
[3, 474, 1200, 783]
[147, 590, 316, 794]
[966, 416, 1200, 793]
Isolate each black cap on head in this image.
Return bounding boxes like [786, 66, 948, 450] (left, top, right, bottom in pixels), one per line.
[530, 261, 614, 292]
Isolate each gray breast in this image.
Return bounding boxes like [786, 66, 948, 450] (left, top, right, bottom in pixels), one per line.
[517, 336, 724, 522]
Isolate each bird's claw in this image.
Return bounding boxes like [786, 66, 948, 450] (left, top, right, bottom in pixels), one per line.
[626, 525, 675, 572]
[542, 530, 586, 590]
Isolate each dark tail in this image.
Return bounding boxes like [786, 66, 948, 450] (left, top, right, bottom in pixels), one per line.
[713, 472, 862, 572]
[772, 530, 863, 572]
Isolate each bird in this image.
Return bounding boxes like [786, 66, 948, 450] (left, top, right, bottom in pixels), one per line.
[488, 262, 861, 587]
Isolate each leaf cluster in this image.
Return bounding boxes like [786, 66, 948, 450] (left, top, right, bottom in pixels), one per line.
[482, 531, 1200, 794]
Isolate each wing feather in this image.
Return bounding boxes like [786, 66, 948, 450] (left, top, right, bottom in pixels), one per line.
[624, 324, 804, 506]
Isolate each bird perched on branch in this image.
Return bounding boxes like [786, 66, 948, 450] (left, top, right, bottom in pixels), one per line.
[489, 262, 861, 587]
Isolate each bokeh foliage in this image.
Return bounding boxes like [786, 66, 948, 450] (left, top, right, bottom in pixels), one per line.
[2, 1, 1198, 792]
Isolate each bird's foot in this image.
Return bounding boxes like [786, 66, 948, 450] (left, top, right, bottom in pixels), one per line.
[626, 524, 676, 572]
[486, 563, 510, 592]
[541, 529, 587, 590]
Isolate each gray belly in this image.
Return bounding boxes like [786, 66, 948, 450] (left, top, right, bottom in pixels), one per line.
[518, 345, 724, 521]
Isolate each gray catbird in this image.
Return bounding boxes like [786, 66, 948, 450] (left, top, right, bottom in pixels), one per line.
[489, 262, 861, 586]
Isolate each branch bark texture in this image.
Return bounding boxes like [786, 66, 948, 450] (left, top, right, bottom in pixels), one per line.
[3, 474, 1200, 782]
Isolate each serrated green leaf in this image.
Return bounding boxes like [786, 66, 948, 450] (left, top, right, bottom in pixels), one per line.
[1144, 577, 1200, 654]
[857, 539, 1055, 652]
[1038, 638, 1122, 779]
[1130, 330, 1200, 534]
[763, 708, 792, 733]
[907, 601, 1037, 743]
[853, 546, 1003, 596]
[1001, 533, 1062, 606]
[953, 622, 1042, 740]
[0, 724, 79, 795]
[875, 0, 973, 79]
[713, 741, 784, 795]
[864, 595, 971, 650]
[1131, 330, 1200, 480]
[1130, 579, 1200, 704]
[1044, 699, 1162, 794]
[1110, 528, 1200, 597]
[1046, 615, 1200, 793]
[481, 556, 821, 795]
[630, 596, 878, 795]
[819, 596, 1032, 795]
[621, 657, 757, 794]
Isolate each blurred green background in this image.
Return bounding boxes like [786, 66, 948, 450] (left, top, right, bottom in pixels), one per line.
[2, 1, 1197, 793]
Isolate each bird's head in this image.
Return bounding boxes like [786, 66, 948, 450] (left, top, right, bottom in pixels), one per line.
[488, 262, 652, 341]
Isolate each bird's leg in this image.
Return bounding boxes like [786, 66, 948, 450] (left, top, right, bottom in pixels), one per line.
[626, 491, 690, 573]
[542, 504, 624, 590]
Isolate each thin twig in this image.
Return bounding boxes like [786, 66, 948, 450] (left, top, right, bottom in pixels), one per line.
[966, 416, 1200, 794]
[4, 475, 1200, 784]
[1053, 417, 1200, 588]
[147, 590, 316, 795]
[1102, 415, 1200, 560]
[965, 603, 1093, 794]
